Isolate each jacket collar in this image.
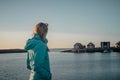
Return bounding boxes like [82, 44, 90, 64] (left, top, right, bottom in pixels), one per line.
[33, 34, 41, 40]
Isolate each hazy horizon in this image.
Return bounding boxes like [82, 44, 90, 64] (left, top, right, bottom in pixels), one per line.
[0, 0, 120, 49]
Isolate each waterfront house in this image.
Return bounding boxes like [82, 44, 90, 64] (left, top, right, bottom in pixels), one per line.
[87, 42, 95, 49]
[74, 43, 85, 53]
[74, 43, 85, 49]
[101, 42, 110, 52]
[115, 41, 120, 48]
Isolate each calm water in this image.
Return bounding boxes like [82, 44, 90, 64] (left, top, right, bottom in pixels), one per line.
[0, 52, 120, 80]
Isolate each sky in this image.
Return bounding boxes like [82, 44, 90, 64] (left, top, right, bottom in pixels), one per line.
[0, 0, 120, 49]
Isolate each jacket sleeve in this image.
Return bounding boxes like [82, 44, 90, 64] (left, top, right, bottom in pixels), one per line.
[34, 44, 51, 80]
[25, 39, 32, 70]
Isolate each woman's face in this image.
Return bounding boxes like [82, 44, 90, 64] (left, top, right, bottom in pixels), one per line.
[43, 25, 48, 38]
[43, 32, 47, 39]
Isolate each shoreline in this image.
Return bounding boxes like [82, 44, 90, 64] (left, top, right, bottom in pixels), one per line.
[0, 47, 120, 54]
[61, 47, 120, 53]
[0, 49, 27, 53]
[0, 48, 70, 53]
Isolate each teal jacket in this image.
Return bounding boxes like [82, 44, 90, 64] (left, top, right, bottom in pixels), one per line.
[24, 34, 51, 80]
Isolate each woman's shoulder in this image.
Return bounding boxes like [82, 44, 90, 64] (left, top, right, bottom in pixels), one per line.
[26, 38, 46, 47]
[26, 38, 42, 46]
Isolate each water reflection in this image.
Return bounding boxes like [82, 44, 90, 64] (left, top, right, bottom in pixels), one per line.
[0, 52, 120, 80]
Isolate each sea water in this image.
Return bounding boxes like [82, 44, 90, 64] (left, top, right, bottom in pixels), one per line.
[0, 52, 120, 80]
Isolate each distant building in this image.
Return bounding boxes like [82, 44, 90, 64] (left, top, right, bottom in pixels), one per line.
[115, 41, 120, 48]
[101, 42, 110, 53]
[74, 43, 86, 52]
[101, 42, 110, 49]
[74, 43, 84, 50]
[87, 42, 95, 49]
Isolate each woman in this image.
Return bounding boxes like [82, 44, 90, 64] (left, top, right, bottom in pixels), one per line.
[24, 22, 52, 80]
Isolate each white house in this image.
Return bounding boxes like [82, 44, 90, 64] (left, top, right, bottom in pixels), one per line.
[87, 42, 95, 49]
[74, 43, 84, 50]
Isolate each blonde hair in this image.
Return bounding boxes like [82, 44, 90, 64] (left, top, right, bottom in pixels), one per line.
[33, 22, 49, 51]
[33, 22, 48, 41]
